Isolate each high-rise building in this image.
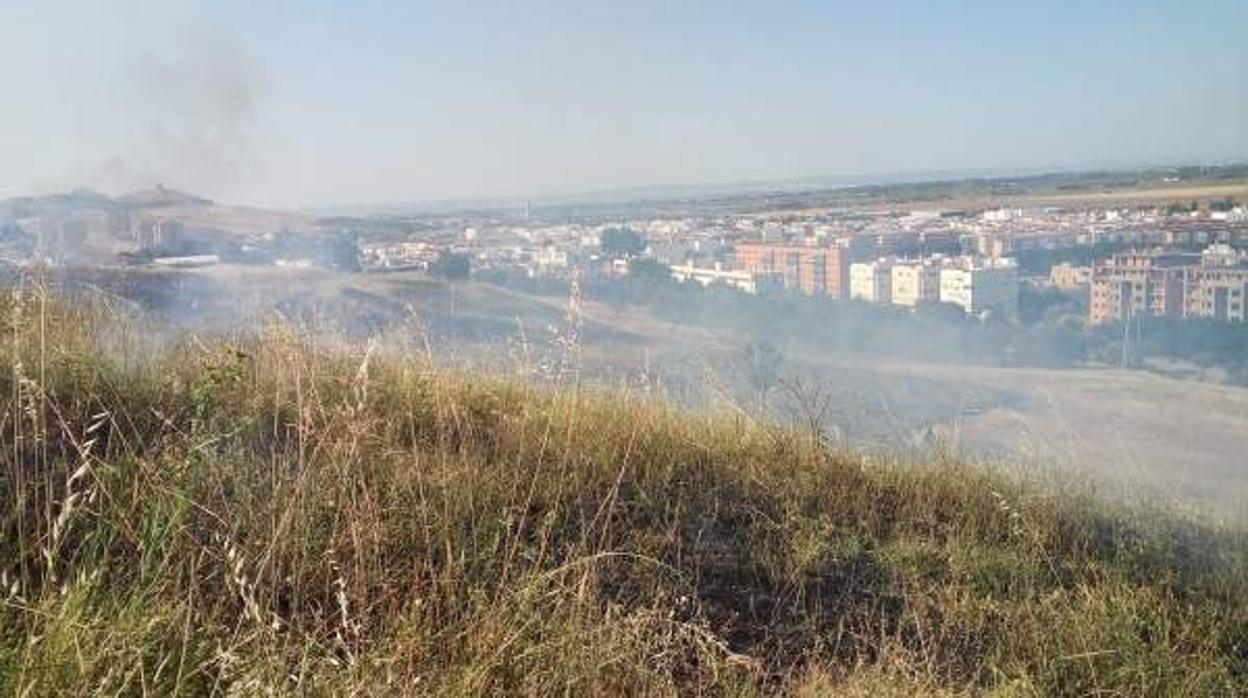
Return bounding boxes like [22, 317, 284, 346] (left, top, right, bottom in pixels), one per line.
[734, 241, 850, 298]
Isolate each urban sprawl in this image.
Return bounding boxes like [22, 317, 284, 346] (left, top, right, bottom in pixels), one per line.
[359, 200, 1248, 325]
[4, 187, 1248, 326]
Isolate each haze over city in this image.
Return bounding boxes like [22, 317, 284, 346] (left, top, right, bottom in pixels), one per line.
[4, 2, 1248, 694]
[2, 0, 1246, 207]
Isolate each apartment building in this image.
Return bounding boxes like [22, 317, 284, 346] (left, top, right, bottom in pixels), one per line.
[1184, 266, 1248, 322]
[670, 262, 781, 295]
[1050, 262, 1092, 289]
[850, 260, 893, 303]
[734, 241, 850, 298]
[890, 260, 941, 306]
[939, 257, 1019, 318]
[358, 241, 438, 270]
[1088, 252, 1196, 324]
[1200, 243, 1244, 268]
[1089, 248, 1248, 324]
[1185, 245, 1248, 322]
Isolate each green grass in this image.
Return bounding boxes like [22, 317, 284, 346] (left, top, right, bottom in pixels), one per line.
[1, 287, 1246, 696]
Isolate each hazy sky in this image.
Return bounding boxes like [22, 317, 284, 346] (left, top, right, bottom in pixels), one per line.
[1, 0, 1245, 207]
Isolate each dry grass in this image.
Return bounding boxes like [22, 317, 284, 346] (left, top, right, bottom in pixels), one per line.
[1025, 182, 1248, 204]
[1, 284, 1246, 696]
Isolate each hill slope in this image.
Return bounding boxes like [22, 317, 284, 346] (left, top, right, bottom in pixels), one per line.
[1, 291, 1246, 695]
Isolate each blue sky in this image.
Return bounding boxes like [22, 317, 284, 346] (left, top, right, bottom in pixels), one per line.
[1, 1, 1245, 206]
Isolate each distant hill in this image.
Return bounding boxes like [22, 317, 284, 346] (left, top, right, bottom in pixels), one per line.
[327, 162, 1248, 218]
[0, 186, 344, 264]
[0, 188, 115, 218]
[114, 184, 213, 208]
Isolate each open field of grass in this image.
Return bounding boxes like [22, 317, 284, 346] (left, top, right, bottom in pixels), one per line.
[771, 178, 1248, 216]
[1024, 182, 1248, 204]
[2, 287, 1247, 695]
[788, 354, 1248, 521]
[563, 295, 1248, 519]
[23, 264, 1248, 520]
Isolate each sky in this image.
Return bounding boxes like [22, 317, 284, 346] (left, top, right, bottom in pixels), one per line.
[0, 0, 1245, 208]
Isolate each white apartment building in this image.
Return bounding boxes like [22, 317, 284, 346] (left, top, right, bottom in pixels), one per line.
[670, 262, 778, 295]
[982, 208, 1023, 222]
[1201, 243, 1246, 268]
[890, 261, 941, 306]
[533, 245, 569, 269]
[1184, 266, 1248, 322]
[939, 257, 1019, 318]
[850, 261, 893, 302]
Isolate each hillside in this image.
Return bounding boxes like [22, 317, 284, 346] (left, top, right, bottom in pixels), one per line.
[0, 186, 331, 266]
[1, 290, 1247, 695]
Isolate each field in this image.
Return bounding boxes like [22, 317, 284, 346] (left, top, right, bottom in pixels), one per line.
[1025, 182, 1248, 205]
[562, 293, 1248, 520]
[794, 355, 1248, 519]
[30, 263, 1248, 521]
[752, 173, 1248, 218]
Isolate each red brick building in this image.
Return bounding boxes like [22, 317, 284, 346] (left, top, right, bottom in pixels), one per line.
[1089, 252, 1195, 324]
[734, 242, 850, 298]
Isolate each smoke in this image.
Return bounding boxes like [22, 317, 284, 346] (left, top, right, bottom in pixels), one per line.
[87, 26, 266, 198]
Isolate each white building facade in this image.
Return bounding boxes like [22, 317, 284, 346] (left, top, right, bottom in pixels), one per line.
[670, 262, 778, 295]
[850, 261, 893, 302]
[890, 262, 941, 306]
[939, 257, 1019, 318]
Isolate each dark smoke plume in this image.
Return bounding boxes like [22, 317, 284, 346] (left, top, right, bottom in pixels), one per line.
[88, 26, 265, 198]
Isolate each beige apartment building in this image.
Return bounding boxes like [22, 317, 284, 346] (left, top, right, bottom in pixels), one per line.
[1050, 262, 1092, 289]
[890, 261, 941, 306]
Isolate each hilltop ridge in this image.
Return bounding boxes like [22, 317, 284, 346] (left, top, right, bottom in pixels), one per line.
[0, 292, 1246, 695]
[113, 184, 213, 208]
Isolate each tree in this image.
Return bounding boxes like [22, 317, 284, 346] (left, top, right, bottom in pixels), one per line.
[600, 228, 646, 257]
[627, 258, 672, 283]
[431, 252, 470, 280]
[740, 340, 783, 407]
[914, 299, 966, 323]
